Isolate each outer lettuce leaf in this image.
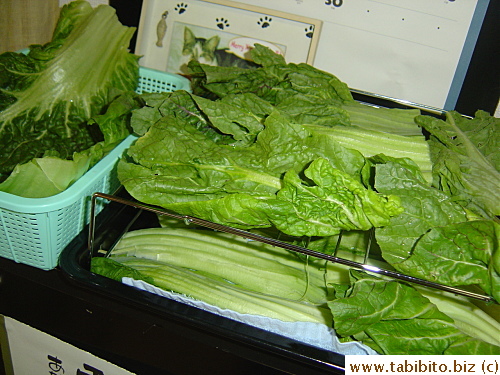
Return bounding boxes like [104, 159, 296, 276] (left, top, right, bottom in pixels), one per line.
[373, 156, 499, 301]
[0, 153, 91, 198]
[0, 1, 139, 195]
[415, 110, 500, 218]
[328, 270, 500, 355]
[263, 158, 403, 236]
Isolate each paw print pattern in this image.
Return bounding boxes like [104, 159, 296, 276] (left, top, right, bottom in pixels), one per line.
[216, 18, 230, 30]
[257, 16, 272, 28]
[175, 3, 188, 14]
[305, 25, 314, 38]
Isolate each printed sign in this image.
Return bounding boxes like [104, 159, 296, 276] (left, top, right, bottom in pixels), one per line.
[2, 316, 135, 375]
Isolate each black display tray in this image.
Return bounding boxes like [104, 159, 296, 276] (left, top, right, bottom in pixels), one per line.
[58, 192, 346, 374]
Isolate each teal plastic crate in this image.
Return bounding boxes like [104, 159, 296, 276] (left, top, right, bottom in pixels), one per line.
[0, 67, 190, 270]
[137, 66, 191, 93]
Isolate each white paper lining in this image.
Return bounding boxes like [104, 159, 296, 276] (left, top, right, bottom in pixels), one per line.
[122, 277, 378, 356]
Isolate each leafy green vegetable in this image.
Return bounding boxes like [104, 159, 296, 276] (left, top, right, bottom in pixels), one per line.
[0, 153, 92, 197]
[328, 270, 500, 355]
[421, 289, 500, 348]
[94, 254, 333, 325]
[91, 256, 154, 284]
[415, 111, 500, 218]
[305, 123, 433, 182]
[0, 91, 141, 197]
[110, 227, 328, 303]
[93, 225, 500, 355]
[262, 158, 403, 236]
[0, 0, 139, 197]
[373, 155, 468, 263]
[392, 220, 499, 302]
[373, 156, 499, 302]
[189, 44, 432, 180]
[118, 91, 403, 236]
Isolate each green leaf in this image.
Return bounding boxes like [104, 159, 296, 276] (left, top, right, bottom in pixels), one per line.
[415, 110, 500, 218]
[263, 158, 403, 236]
[0, 153, 91, 197]
[119, 91, 402, 236]
[91, 256, 154, 284]
[89, 90, 141, 145]
[328, 270, 500, 355]
[373, 158, 499, 301]
[391, 220, 500, 302]
[192, 94, 265, 144]
[374, 158, 467, 264]
[250, 43, 287, 67]
[0, 90, 140, 197]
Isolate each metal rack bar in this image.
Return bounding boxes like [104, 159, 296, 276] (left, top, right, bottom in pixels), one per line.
[89, 192, 497, 304]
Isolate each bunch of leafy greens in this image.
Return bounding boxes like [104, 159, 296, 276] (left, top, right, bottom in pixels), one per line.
[0, 0, 140, 197]
[118, 90, 404, 237]
[92, 227, 333, 324]
[184, 44, 499, 300]
[415, 111, 499, 219]
[91, 223, 500, 355]
[309, 227, 500, 354]
[329, 270, 499, 355]
[114, 45, 499, 354]
[189, 45, 433, 182]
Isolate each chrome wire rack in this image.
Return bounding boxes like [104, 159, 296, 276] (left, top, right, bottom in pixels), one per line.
[88, 192, 497, 304]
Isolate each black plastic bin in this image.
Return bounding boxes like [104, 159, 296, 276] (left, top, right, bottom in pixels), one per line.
[55, 194, 347, 374]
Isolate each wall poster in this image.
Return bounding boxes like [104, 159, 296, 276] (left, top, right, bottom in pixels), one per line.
[135, 0, 322, 75]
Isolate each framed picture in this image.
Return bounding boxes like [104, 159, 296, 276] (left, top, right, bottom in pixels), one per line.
[135, 0, 322, 75]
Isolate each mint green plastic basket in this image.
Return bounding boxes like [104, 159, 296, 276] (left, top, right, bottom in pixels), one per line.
[0, 67, 190, 270]
[137, 66, 190, 94]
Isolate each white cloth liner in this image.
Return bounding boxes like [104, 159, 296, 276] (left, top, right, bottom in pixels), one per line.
[122, 277, 378, 356]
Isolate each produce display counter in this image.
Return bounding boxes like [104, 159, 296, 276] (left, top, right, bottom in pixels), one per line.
[0, 200, 345, 375]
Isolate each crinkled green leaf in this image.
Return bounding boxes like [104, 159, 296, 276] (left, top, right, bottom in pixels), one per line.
[374, 158, 467, 264]
[328, 270, 500, 355]
[415, 110, 500, 218]
[373, 158, 499, 301]
[390, 220, 500, 302]
[263, 158, 403, 236]
[192, 94, 265, 144]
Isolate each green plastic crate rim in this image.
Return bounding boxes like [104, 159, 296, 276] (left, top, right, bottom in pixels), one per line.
[137, 66, 191, 94]
[0, 135, 136, 212]
[0, 64, 190, 270]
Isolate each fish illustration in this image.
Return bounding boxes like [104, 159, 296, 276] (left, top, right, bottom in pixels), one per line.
[156, 11, 168, 47]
